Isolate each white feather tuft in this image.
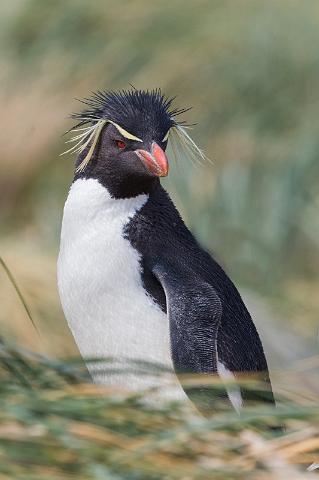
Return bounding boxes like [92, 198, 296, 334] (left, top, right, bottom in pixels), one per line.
[62, 119, 143, 172]
[75, 120, 107, 173]
[167, 125, 211, 167]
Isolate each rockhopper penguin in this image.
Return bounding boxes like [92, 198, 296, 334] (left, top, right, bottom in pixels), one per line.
[58, 89, 274, 413]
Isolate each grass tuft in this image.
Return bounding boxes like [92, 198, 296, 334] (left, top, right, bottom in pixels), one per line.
[0, 338, 318, 479]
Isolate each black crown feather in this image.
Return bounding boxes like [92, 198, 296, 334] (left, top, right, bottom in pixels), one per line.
[72, 88, 190, 138]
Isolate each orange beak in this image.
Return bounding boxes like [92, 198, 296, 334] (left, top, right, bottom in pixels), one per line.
[135, 142, 169, 177]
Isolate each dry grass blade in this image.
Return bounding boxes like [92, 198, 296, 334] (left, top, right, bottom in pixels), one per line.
[1, 339, 318, 479]
[0, 256, 40, 337]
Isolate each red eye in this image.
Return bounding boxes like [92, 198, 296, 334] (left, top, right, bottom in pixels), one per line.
[116, 140, 126, 149]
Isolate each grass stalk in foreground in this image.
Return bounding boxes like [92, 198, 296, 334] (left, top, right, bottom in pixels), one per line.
[0, 338, 318, 479]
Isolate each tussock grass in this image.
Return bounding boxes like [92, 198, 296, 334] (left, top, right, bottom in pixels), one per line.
[1, 338, 318, 479]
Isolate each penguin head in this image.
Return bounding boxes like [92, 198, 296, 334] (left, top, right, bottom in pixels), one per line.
[64, 89, 205, 198]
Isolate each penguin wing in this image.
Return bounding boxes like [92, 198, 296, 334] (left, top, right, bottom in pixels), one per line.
[153, 262, 275, 413]
[153, 263, 225, 412]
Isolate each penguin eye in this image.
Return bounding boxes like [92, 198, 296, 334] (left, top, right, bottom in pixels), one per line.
[115, 140, 126, 150]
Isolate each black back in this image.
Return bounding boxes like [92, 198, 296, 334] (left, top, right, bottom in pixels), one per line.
[125, 181, 273, 402]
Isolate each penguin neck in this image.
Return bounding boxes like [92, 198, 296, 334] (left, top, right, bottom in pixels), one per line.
[74, 166, 161, 200]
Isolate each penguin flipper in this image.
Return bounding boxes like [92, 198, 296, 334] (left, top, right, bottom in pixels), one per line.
[153, 262, 275, 413]
[153, 264, 225, 413]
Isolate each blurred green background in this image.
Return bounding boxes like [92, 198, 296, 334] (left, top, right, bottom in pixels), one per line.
[0, 0, 318, 365]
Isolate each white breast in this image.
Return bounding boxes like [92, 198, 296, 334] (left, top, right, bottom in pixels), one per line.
[57, 178, 182, 395]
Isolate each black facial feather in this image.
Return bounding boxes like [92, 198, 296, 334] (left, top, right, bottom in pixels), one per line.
[71, 88, 190, 142]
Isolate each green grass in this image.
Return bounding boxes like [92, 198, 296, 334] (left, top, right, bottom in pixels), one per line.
[1, 338, 318, 479]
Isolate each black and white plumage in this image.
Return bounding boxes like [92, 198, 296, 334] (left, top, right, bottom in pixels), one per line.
[58, 88, 274, 413]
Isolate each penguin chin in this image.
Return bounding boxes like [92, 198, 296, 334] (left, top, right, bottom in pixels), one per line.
[73, 152, 158, 200]
[94, 167, 160, 199]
